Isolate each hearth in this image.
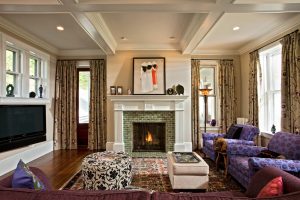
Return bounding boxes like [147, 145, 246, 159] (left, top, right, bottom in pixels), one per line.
[133, 122, 166, 152]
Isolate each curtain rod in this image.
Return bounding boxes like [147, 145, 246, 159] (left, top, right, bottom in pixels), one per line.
[250, 29, 299, 54]
[191, 58, 233, 60]
[57, 59, 105, 61]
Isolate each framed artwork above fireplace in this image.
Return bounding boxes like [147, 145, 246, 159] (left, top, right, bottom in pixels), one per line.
[133, 57, 166, 95]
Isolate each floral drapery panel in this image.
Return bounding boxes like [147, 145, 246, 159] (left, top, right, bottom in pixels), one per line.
[191, 59, 200, 149]
[248, 50, 261, 127]
[54, 60, 78, 150]
[219, 60, 237, 132]
[88, 60, 107, 150]
[281, 31, 300, 133]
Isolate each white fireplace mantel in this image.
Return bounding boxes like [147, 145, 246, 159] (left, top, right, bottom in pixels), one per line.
[108, 95, 192, 152]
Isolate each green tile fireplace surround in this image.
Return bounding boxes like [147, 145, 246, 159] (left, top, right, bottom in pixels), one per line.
[123, 111, 175, 157]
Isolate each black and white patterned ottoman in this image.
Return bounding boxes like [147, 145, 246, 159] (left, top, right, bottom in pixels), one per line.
[82, 151, 132, 190]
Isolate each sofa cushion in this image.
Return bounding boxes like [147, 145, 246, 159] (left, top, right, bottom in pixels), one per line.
[12, 160, 45, 190]
[268, 132, 300, 160]
[257, 176, 283, 198]
[229, 156, 249, 177]
[225, 125, 243, 139]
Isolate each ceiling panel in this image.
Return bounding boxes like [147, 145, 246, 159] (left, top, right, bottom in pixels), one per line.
[0, 0, 60, 4]
[101, 13, 196, 49]
[78, 0, 216, 4]
[0, 13, 99, 50]
[196, 13, 296, 51]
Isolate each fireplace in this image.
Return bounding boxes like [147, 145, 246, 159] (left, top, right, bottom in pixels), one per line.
[133, 122, 166, 152]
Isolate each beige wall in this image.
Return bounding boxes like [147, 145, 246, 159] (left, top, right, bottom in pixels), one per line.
[106, 50, 192, 146]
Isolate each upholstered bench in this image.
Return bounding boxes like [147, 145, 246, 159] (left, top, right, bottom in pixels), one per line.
[167, 152, 209, 190]
[82, 151, 132, 190]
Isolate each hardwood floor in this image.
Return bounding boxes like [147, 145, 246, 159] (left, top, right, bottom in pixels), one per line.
[28, 149, 95, 189]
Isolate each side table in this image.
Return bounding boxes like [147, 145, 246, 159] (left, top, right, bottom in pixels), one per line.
[215, 151, 228, 176]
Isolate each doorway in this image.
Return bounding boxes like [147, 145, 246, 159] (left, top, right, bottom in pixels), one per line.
[77, 69, 90, 148]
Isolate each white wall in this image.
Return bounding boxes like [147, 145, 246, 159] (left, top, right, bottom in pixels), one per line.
[106, 50, 192, 149]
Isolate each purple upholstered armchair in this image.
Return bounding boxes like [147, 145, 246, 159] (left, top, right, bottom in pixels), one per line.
[202, 124, 260, 161]
[227, 131, 300, 188]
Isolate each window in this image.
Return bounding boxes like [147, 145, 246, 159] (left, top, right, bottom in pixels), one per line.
[259, 43, 282, 133]
[78, 70, 90, 124]
[6, 48, 21, 95]
[29, 56, 42, 94]
[199, 61, 218, 127]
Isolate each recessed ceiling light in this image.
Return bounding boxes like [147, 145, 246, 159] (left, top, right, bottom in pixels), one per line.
[120, 37, 128, 41]
[56, 26, 64, 31]
[233, 26, 240, 31]
[169, 36, 176, 40]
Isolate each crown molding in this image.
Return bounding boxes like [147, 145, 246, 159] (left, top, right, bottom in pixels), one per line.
[85, 12, 117, 54]
[192, 49, 240, 55]
[58, 49, 105, 56]
[238, 13, 300, 55]
[0, 16, 58, 55]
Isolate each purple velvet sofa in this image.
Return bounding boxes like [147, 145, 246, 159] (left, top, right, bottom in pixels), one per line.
[1, 166, 300, 199]
[202, 124, 260, 160]
[227, 132, 300, 188]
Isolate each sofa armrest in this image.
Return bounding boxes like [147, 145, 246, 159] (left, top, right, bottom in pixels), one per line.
[227, 145, 266, 157]
[225, 139, 255, 146]
[202, 133, 225, 141]
[248, 157, 300, 174]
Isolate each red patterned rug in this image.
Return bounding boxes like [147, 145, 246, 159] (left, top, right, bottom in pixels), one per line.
[61, 157, 244, 192]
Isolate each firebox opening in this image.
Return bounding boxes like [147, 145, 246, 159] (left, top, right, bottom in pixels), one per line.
[132, 122, 166, 152]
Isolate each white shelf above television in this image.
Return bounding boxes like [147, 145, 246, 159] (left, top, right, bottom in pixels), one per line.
[0, 97, 51, 105]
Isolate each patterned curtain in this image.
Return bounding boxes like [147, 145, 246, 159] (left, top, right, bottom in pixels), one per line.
[54, 60, 78, 150]
[281, 31, 300, 133]
[191, 59, 200, 149]
[248, 50, 261, 127]
[88, 60, 107, 150]
[219, 60, 236, 132]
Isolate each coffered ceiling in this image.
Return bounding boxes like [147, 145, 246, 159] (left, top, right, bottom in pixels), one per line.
[0, 0, 299, 56]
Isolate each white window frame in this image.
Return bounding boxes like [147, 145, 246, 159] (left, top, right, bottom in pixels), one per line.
[199, 60, 219, 129]
[258, 42, 282, 133]
[5, 46, 22, 97]
[0, 33, 50, 98]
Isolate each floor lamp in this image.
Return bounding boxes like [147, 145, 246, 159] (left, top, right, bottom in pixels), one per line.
[199, 88, 212, 133]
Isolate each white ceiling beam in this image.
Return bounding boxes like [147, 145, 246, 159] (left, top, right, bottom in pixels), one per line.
[1, 3, 300, 13]
[61, 0, 115, 55]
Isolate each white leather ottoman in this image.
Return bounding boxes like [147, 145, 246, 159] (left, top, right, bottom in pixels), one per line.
[167, 151, 209, 190]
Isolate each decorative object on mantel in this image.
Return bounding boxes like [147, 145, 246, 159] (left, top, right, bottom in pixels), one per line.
[29, 91, 36, 98]
[110, 86, 116, 95]
[39, 85, 43, 98]
[117, 86, 123, 95]
[6, 84, 15, 97]
[176, 84, 184, 95]
[271, 124, 276, 134]
[127, 88, 132, 95]
[172, 85, 178, 95]
[133, 57, 166, 95]
[166, 88, 174, 95]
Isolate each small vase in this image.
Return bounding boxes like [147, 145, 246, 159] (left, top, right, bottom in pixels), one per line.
[210, 119, 216, 127]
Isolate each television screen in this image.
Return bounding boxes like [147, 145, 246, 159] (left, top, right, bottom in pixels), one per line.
[0, 105, 46, 139]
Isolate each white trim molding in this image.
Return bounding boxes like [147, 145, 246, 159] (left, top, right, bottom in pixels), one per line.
[107, 95, 192, 152]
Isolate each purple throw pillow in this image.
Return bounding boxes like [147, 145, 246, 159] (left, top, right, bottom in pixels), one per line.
[12, 159, 45, 190]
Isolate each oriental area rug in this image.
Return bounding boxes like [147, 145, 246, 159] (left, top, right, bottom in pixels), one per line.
[61, 156, 244, 193]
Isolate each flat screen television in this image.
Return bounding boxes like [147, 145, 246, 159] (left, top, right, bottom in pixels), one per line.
[0, 105, 46, 152]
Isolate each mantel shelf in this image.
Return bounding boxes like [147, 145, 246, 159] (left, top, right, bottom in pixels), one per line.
[108, 95, 189, 102]
[0, 97, 51, 105]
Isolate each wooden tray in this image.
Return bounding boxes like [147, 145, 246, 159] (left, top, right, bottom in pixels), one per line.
[172, 152, 200, 163]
